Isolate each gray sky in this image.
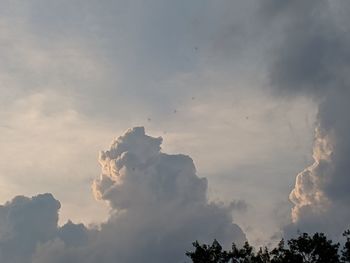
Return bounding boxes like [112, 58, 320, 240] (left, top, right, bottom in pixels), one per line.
[1, 2, 348, 259]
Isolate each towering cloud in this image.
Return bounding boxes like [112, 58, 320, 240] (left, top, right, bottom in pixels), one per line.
[93, 127, 208, 209]
[265, 0, 350, 236]
[89, 127, 246, 262]
[0, 127, 245, 263]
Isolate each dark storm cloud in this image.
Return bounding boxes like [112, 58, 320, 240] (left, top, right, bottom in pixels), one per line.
[266, 0, 350, 97]
[261, 0, 350, 236]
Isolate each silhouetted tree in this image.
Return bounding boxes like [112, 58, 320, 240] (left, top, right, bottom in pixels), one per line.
[342, 230, 350, 262]
[277, 233, 340, 263]
[186, 231, 345, 263]
[187, 240, 270, 263]
[186, 239, 231, 263]
[230, 242, 270, 263]
[230, 241, 254, 263]
[254, 247, 271, 263]
[270, 239, 301, 263]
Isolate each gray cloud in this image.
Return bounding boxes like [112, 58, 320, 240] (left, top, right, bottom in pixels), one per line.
[0, 127, 246, 263]
[0, 0, 260, 120]
[0, 193, 89, 263]
[2, 0, 347, 251]
[89, 127, 246, 262]
[262, 0, 350, 237]
[229, 200, 248, 212]
[267, 0, 350, 98]
[0, 0, 314, 244]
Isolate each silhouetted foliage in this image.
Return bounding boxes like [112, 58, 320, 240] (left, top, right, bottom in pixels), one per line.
[342, 230, 350, 262]
[186, 239, 230, 263]
[186, 230, 350, 263]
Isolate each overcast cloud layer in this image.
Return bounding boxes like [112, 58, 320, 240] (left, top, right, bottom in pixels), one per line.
[0, 0, 349, 259]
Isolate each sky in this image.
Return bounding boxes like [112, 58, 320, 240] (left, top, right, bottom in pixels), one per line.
[0, 1, 349, 262]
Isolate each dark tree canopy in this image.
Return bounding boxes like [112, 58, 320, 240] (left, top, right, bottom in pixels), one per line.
[186, 239, 231, 263]
[342, 230, 350, 262]
[186, 230, 350, 263]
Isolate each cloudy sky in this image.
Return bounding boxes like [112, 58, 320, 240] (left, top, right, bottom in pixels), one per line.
[0, 1, 349, 262]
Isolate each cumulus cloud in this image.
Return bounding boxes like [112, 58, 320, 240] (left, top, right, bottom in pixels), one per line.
[93, 127, 207, 209]
[289, 126, 332, 222]
[0, 127, 246, 263]
[0, 0, 318, 246]
[89, 127, 246, 262]
[263, 0, 350, 236]
[0, 193, 89, 263]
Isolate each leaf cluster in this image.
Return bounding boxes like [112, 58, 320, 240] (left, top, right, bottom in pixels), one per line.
[186, 231, 350, 263]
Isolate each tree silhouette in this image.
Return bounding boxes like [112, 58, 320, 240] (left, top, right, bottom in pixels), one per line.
[270, 239, 301, 263]
[342, 230, 350, 262]
[186, 231, 348, 263]
[270, 233, 340, 263]
[231, 242, 270, 263]
[186, 239, 231, 263]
